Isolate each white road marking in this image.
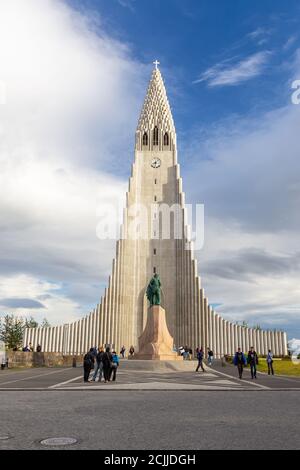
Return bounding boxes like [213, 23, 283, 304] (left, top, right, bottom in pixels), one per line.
[0, 368, 71, 386]
[211, 368, 270, 390]
[49, 375, 83, 389]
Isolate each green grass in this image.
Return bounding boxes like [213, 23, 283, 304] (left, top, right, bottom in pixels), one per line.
[256, 359, 300, 376]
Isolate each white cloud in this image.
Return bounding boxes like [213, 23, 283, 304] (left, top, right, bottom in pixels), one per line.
[283, 35, 298, 51]
[117, 0, 136, 12]
[288, 338, 300, 355]
[0, 0, 146, 324]
[0, 274, 81, 325]
[194, 51, 271, 87]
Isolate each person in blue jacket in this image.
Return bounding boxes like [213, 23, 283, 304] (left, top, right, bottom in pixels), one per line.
[110, 351, 120, 382]
[233, 347, 247, 379]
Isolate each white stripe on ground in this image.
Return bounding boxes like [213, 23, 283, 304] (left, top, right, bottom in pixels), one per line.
[49, 375, 83, 389]
[211, 368, 270, 390]
[0, 368, 71, 386]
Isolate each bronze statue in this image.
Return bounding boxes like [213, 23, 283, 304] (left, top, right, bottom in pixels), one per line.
[146, 273, 161, 306]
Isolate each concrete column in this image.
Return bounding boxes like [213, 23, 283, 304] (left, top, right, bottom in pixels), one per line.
[204, 297, 208, 352]
[223, 321, 228, 355]
[278, 332, 283, 356]
[235, 324, 239, 351]
[283, 332, 288, 356]
[52, 327, 57, 353]
[243, 328, 248, 353]
[230, 323, 234, 355]
[200, 289, 205, 350]
[77, 320, 82, 355]
[237, 326, 242, 350]
[241, 327, 246, 352]
[110, 261, 117, 349]
[72, 321, 77, 355]
[263, 331, 268, 355]
[276, 331, 280, 355]
[196, 278, 201, 352]
[215, 315, 220, 358]
[219, 318, 223, 356]
[86, 311, 92, 350]
[212, 312, 216, 356]
[267, 330, 271, 354]
[208, 308, 212, 355]
[102, 288, 108, 346]
[44, 327, 49, 352]
[223, 320, 231, 355]
[94, 305, 99, 348]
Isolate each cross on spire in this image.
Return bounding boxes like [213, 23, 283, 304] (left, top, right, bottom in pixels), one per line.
[153, 59, 160, 70]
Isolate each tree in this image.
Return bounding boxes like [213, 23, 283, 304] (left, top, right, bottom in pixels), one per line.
[0, 314, 50, 350]
[0, 314, 25, 349]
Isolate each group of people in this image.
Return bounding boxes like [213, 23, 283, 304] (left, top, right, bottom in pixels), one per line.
[83, 346, 120, 383]
[195, 345, 275, 379]
[118, 345, 135, 358]
[233, 347, 275, 379]
[19, 343, 42, 352]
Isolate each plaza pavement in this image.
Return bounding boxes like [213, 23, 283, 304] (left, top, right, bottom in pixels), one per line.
[1, 360, 299, 450]
[0, 359, 299, 391]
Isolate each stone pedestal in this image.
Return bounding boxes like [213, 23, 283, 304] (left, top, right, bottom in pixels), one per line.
[135, 305, 182, 360]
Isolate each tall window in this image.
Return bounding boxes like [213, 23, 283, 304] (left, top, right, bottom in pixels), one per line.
[142, 132, 148, 146]
[153, 126, 159, 146]
[163, 132, 169, 146]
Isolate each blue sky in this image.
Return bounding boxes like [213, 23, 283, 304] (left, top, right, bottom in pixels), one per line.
[0, 0, 300, 340]
[69, 0, 300, 136]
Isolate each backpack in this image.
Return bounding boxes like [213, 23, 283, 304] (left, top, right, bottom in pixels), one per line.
[84, 353, 92, 366]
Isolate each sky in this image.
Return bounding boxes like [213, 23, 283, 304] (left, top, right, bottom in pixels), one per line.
[0, 0, 300, 340]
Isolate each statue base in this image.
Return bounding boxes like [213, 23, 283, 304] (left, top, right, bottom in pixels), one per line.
[135, 305, 182, 361]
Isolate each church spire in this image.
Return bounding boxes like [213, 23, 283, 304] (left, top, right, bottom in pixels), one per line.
[136, 62, 176, 151]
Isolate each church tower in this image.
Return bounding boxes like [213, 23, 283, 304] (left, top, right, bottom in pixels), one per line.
[24, 63, 288, 357]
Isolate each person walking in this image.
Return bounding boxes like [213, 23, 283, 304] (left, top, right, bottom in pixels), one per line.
[92, 347, 104, 382]
[207, 348, 214, 367]
[83, 348, 94, 383]
[120, 346, 126, 359]
[102, 346, 113, 383]
[110, 351, 120, 382]
[247, 346, 259, 379]
[196, 347, 205, 372]
[267, 349, 274, 375]
[233, 348, 247, 379]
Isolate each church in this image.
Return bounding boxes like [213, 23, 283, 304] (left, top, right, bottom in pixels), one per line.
[24, 63, 287, 357]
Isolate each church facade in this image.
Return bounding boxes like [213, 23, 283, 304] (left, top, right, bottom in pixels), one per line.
[24, 65, 288, 357]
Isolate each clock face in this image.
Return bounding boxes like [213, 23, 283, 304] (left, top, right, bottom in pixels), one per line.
[151, 157, 161, 169]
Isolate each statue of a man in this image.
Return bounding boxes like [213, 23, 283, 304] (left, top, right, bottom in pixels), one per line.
[146, 273, 161, 306]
